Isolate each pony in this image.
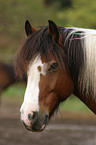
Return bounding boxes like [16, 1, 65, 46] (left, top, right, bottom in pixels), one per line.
[0, 62, 26, 94]
[15, 20, 96, 132]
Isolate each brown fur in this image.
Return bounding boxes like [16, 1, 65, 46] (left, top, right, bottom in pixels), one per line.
[0, 62, 26, 93]
[39, 56, 74, 117]
[15, 20, 96, 124]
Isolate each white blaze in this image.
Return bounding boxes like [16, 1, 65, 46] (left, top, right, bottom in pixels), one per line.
[20, 56, 46, 123]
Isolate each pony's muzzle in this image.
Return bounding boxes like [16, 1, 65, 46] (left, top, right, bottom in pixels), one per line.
[21, 111, 49, 132]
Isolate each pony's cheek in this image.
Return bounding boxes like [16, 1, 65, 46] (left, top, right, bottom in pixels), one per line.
[39, 92, 59, 115]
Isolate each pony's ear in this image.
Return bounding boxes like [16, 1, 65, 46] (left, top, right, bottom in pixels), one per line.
[48, 20, 63, 47]
[25, 20, 36, 36]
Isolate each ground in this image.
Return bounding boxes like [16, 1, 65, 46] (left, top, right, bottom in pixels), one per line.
[0, 98, 96, 145]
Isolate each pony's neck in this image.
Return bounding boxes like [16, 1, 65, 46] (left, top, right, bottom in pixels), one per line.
[0, 63, 16, 91]
[61, 27, 96, 114]
[74, 88, 96, 114]
[0, 63, 26, 91]
[3, 63, 17, 82]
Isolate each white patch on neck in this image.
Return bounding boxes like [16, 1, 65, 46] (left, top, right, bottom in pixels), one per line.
[78, 28, 96, 98]
[20, 55, 47, 116]
[65, 27, 96, 98]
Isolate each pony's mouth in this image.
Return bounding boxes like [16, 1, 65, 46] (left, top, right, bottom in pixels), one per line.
[22, 113, 49, 132]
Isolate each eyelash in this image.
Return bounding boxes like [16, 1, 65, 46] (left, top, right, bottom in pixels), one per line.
[48, 63, 58, 72]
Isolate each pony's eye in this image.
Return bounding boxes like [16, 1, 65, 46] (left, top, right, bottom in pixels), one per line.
[48, 63, 58, 72]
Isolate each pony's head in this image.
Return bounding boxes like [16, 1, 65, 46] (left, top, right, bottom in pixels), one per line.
[15, 20, 74, 132]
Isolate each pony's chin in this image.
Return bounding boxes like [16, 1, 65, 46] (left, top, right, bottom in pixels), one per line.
[23, 122, 46, 132]
[32, 125, 46, 132]
[22, 113, 49, 132]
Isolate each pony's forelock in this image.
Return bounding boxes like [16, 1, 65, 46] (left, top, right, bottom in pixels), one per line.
[15, 26, 66, 78]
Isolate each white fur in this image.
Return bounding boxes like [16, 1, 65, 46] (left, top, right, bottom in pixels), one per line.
[20, 55, 47, 123]
[66, 27, 96, 97]
[80, 29, 96, 97]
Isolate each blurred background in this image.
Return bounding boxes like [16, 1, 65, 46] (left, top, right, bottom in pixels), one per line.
[0, 0, 96, 112]
[1, 0, 96, 60]
[0, 1, 96, 145]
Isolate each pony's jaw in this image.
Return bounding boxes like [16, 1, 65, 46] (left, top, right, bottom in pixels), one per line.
[20, 56, 48, 131]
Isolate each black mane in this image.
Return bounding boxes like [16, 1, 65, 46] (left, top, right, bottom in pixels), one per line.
[61, 27, 84, 83]
[15, 26, 84, 83]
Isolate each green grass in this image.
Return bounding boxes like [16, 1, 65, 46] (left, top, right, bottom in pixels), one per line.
[1, 0, 96, 55]
[1, 83, 26, 103]
[60, 95, 92, 113]
[1, 84, 92, 113]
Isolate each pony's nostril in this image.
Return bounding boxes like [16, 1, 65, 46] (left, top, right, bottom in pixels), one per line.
[28, 112, 38, 122]
[32, 111, 36, 119]
[28, 113, 32, 121]
[44, 114, 49, 124]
